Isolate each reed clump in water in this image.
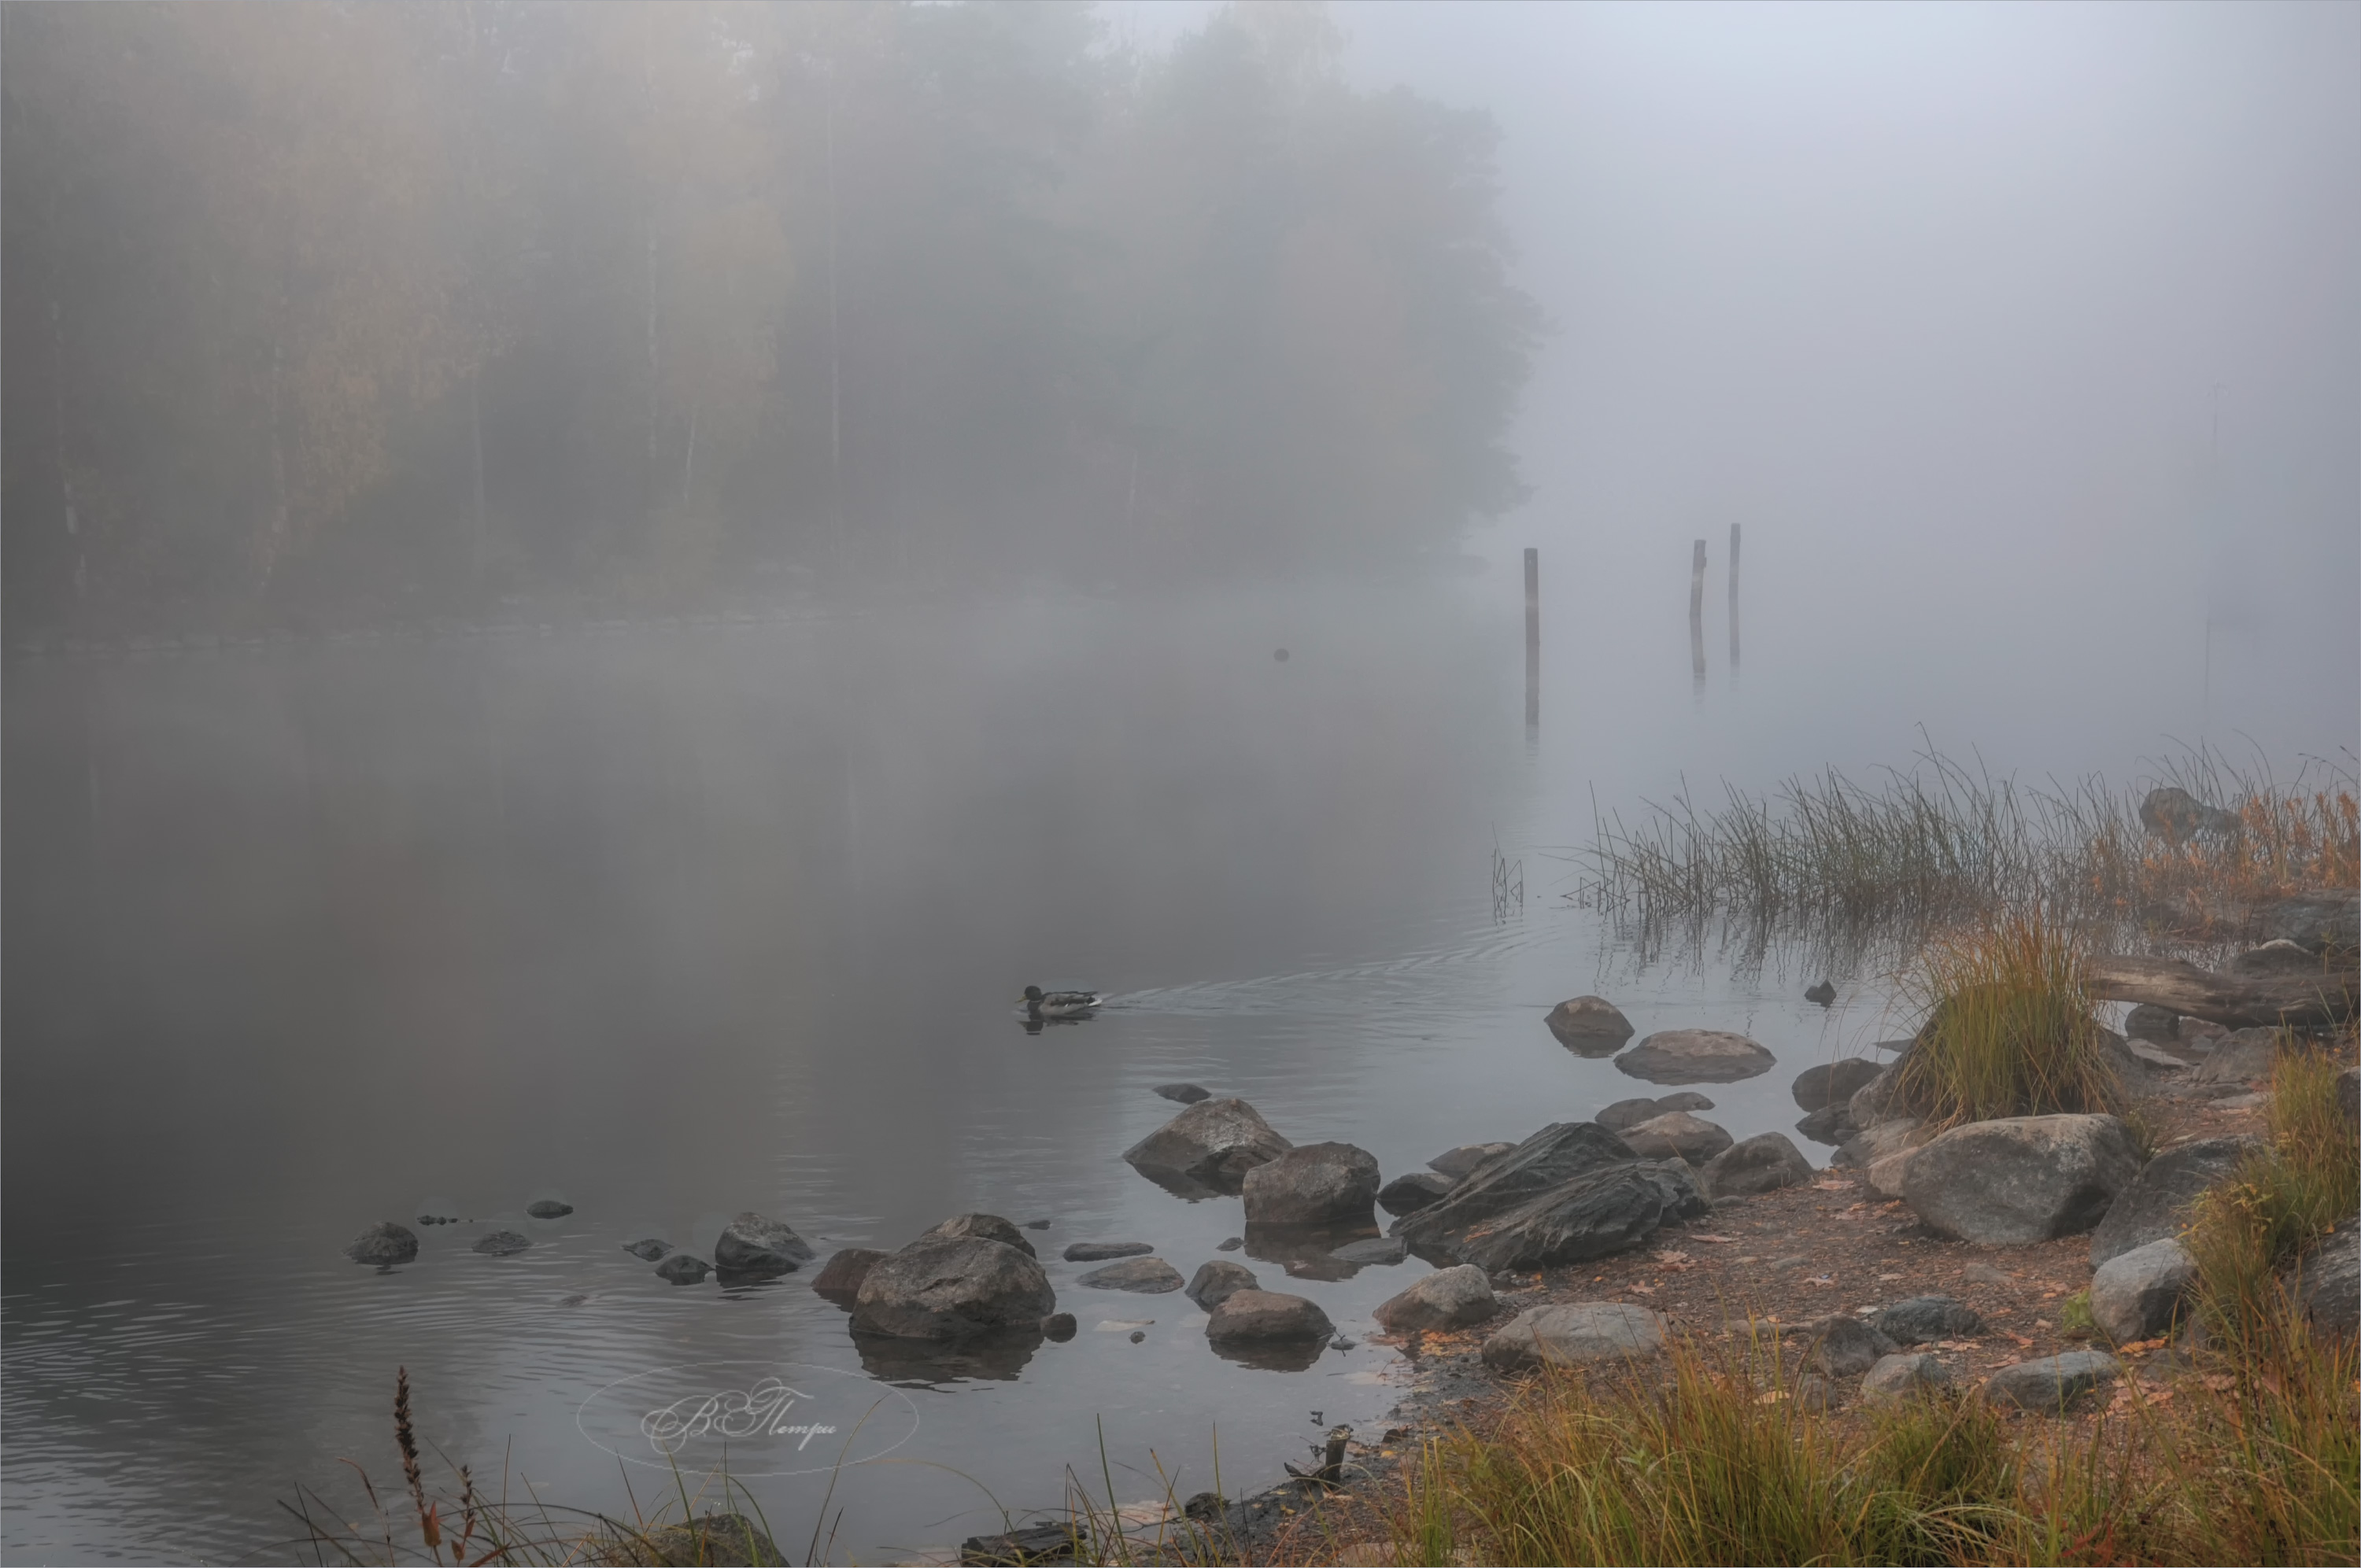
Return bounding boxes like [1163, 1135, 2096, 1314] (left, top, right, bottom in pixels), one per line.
[1890, 913, 2129, 1128]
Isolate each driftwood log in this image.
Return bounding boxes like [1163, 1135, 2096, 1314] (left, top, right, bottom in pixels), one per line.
[2087, 954, 2357, 1030]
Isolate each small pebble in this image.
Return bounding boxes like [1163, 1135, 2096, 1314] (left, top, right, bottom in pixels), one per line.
[1217, 1237, 1244, 1253]
[1330, 1336, 1354, 1351]
[1129, 1330, 1146, 1344]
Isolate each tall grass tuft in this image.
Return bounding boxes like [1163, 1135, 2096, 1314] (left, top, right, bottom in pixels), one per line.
[1893, 913, 2127, 1128]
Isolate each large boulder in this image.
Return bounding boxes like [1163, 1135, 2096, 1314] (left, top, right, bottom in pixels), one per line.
[2230, 939, 2320, 976]
[1373, 1265, 1498, 1333]
[1241, 1142, 1380, 1227]
[1618, 1112, 1734, 1165]
[1545, 995, 1635, 1056]
[1077, 1256, 1185, 1293]
[714, 1212, 816, 1278]
[1792, 1060, 1883, 1112]
[2289, 1225, 2359, 1342]
[1426, 1161, 1705, 1272]
[345, 1221, 419, 1266]
[850, 1237, 1056, 1341]
[1428, 1142, 1517, 1179]
[1900, 1116, 2144, 1245]
[1868, 1295, 1982, 1345]
[2089, 1135, 2258, 1266]
[1982, 1351, 2120, 1411]
[1480, 1302, 1667, 1372]
[811, 1248, 886, 1303]
[1614, 1030, 1777, 1086]
[1122, 1098, 1292, 1196]
[1203, 1289, 1334, 1343]
[1701, 1132, 1813, 1197]
[1378, 1171, 1456, 1216]
[2089, 1238, 2197, 1343]
[1393, 1123, 1640, 1249]
[925, 1213, 1036, 1259]
[1184, 1260, 1259, 1310]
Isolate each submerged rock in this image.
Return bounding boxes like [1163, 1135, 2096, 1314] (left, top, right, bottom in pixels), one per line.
[851, 1236, 1057, 1341]
[1329, 1237, 1409, 1266]
[1121, 1098, 1293, 1196]
[1613, 1030, 1777, 1085]
[713, 1212, 816, 1278]
[472, 1230, 532, 1256]
[1373, 1265, 1496, 1334]
[345, 1221, 419, 1266]
[1062, 1240, 1154, 1262]
[524, 1200, 573, 1219]
[1240, 1142, 1380, 1228]
[654, 1254, 712, 1284]
[1902, 1116, 2142, 1245]
[622, 1238, 672, 1262]
[1481, 1302, 1666, 1373]
[926, 1214, 1037, 1259]
[1077, 1256, 1185, 1293]
[1545, 995, 1635, 1056]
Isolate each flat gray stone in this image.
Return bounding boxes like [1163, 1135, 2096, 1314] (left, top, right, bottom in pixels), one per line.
[524, 1200, 573, 1219]
[1330, 1236, 1410, 1266]
[2089, 1135, 2258, 1266]
[622, 1238, 672, 1261]
[1983, 1351, 2120, 1411]
[1862, 1352, 1953, 1400]
[654, 1253, 712, 1284]
[1867, 1295, 1982, 1345]
[1428, 1142, 1517, 1179]
[1481, 1301, 1667, 1372]
[1077, 1256, 1185, 1293]
[1614, 1029, 1777, 1086]
[472, 1230, 531, 1256]
[1155, 1083, 1212, 1104]
[2089, 1237, 2196, 1343]
[1545, 995, 1635, 1056]
[1901, 1116, 2143, 1245]
[1062, 1241, 1155, 1262]
[1374, 1264, 1497, 1333]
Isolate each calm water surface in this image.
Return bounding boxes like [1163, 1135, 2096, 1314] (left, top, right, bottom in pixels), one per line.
[3, 577, 2311, 1563]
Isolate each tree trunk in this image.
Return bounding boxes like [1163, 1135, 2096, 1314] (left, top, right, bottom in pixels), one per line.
[2086, 954, 2356, 1029]
[471, 362, 488, 577]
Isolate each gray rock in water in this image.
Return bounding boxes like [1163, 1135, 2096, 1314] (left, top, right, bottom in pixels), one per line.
[1545, 995, 1635, 1056]
[1868, 1295, 1983, 1345]
[2288, 1225, 2359, 1342]
[1204, 1289, 1334, 1343]
[1241, 1142, 1380, 1228]
[1701, 1132, 1814, 1197]
[2089, 1135, 2258, 1267]
[1618, 1111, 1734, 1166]
[1805, 980, 1838, 1006]
[1613, 1029, 1777, 1086]
[1983, 1351, 2120, 1411]
[1791, 1060, 1883, 1112]
[1185, 1260, 1260, 1310]
[1805, 1315, 1899, 1377]
[1062, 1240, 1154, 1262]
[1330, 1236, 1409, 1267]
[622, 1238, 672, 1261]
[1379, 1171, 1457, 1216]
[1594, 1098, 1667, 1131]
[654, 1254, 711, 1284]
[1395, 1122, 1643, 1252]
[1121, 1098, 1293, 1196]
[1215, 1236, 1244, 1252]
[1041, 1312, 1078, 1341]
[1655, 1091, 1717, 1113]
[925, 1213, 1037, 1259]
[524, 1199, 573, 1219]
[1901, 1116, 2143, 1245]
[2091, 1238, 2197, 1344]
[345, 1222, 419, 1266]
[1023, 1218, 1052, 1230]
[714, 1212, 815, 1277]
[1077, 1256, 1186, 1293]
[1794, 1104, 1857, 1146]
[634, 1511, 780, 1567]
[2123, 1004, 2180, 1043]
[2230, 939, 2320, 976]
[811, 1248, 886, 1302]
[852, 1236, 1057, 1341]
[473, 1230, 532, 1256]
[1862, 1352, 1953, 1400]
[1428, 1142, 1517, 1179]
[1374, 1264, 1497, 1333]
[1155, 1083, 1213, 1104]
[1481, 1301, 1666, 1372]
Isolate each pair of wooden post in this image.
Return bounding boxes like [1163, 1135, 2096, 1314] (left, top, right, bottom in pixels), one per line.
[1688, 525, 1742, 691]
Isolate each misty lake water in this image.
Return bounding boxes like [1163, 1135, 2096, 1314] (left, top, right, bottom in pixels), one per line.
[2, 573, 2339, 1563]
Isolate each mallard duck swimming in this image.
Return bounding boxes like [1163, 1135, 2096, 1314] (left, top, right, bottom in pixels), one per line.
[1021, 986, 1103, 1020]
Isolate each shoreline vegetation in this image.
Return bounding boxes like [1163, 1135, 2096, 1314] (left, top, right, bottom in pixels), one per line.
[285, 756, 2356, 1566]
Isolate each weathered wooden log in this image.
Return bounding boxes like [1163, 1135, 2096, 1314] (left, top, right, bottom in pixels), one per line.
[2086, 954, 2356, 1029]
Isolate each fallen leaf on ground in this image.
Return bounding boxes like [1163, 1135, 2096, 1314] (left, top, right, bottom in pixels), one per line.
[1688, 1234, 1738, 1244]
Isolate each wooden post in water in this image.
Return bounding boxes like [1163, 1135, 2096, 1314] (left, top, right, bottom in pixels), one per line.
[1727, 522, 1742, 677]
[1524, 547, 1539, 727]
[1689, 538, 1707, 693]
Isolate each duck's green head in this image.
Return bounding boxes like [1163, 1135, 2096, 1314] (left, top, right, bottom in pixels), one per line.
[1022, 985, 1044, 1003]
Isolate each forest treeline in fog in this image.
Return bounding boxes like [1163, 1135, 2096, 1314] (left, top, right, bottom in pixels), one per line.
[1, 1, 1540, 635]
